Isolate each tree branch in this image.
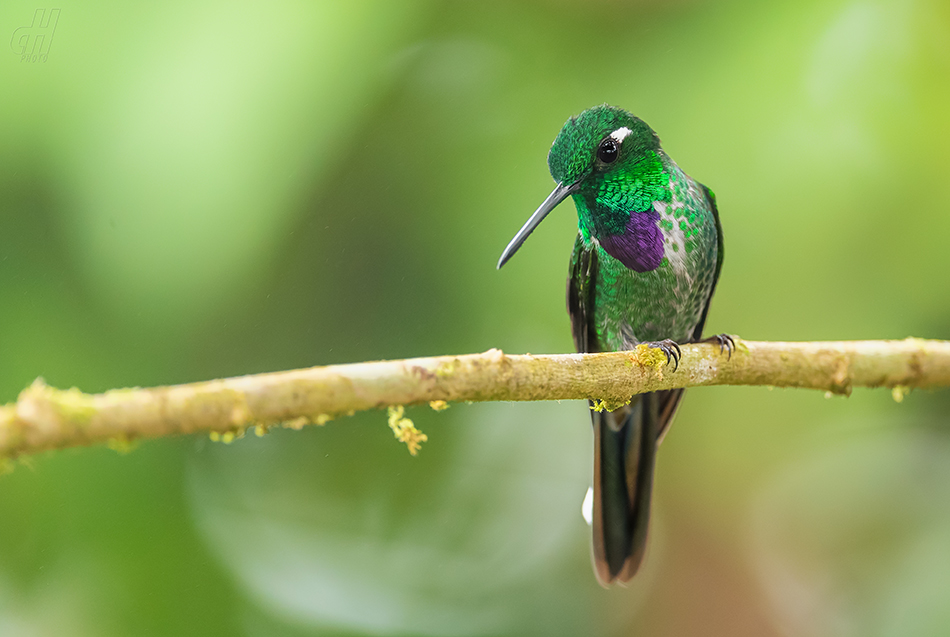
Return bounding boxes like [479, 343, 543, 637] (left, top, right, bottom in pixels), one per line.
[1, 338, 948, 459]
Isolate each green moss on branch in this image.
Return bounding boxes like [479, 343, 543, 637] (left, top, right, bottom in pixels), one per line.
[1, 338, 948, 459]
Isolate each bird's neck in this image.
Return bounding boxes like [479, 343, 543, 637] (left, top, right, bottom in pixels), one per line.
[574, 153, 672, 273]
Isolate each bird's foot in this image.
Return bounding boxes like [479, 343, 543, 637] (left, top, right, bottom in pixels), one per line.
[700, 334, 736, 360]
[644, 339, 682, 372]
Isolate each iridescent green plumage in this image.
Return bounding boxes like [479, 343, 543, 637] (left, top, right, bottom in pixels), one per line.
[570, 158, 720, 349]
[498, 105, 726, 585]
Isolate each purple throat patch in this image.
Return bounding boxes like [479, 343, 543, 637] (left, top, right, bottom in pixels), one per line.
[598, 208, 664, 272]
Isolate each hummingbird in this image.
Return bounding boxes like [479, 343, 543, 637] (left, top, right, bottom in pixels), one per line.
[497, 105, 729, 586]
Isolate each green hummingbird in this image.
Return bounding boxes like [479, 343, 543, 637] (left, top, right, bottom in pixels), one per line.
[497, 104, 730, 585]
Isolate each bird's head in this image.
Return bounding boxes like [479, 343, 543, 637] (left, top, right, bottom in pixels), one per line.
[547, 104, 660, 190]
[497, 105, 668, 270]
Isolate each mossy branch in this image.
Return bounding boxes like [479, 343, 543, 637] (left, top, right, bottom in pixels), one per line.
[1, 337, 948, 459]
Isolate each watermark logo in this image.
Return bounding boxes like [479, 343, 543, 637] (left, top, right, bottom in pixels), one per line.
[10, 9, 60, 63]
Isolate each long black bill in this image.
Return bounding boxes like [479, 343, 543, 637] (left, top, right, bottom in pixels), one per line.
[496, 181, 578, 269]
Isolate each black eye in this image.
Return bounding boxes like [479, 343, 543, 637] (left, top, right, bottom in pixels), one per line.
[597, 138, 619, 163]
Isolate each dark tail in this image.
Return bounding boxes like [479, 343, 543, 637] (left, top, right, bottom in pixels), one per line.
[591, 392, 662, 586]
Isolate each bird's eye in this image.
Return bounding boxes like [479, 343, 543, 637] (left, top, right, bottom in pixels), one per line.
[597, 138, 619, 164]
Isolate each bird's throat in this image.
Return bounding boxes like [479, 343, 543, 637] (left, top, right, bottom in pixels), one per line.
[597, 208, 664, 272]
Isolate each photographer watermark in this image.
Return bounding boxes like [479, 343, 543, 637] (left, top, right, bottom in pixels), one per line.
[10, 9, 60, 63]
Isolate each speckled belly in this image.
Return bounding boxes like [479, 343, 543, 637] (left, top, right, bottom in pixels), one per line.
[590, 221, 717, 350]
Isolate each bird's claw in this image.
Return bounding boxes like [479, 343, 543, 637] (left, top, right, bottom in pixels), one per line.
[703, 333, 735, 360]
[646, 339, 682, 372]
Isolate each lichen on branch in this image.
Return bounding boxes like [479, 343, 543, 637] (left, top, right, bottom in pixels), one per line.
[0, 337, 948, 459]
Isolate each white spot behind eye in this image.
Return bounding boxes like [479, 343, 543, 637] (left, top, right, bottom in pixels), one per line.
[609, 127, 633, 143]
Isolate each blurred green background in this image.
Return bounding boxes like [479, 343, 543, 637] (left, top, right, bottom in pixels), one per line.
[1, 0, 949, 635]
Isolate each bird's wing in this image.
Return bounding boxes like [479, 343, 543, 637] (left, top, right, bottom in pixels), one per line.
[654, 185, 723, 444]
[567, 233, 599, 354]
[691, 184, 724, 341]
